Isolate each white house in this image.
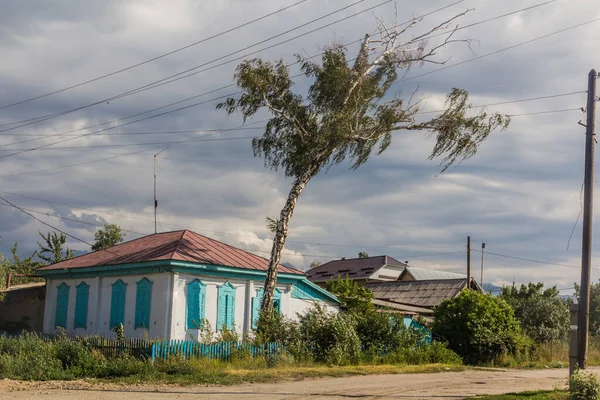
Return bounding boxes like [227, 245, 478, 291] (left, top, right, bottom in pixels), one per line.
[36, 230, 338, 340]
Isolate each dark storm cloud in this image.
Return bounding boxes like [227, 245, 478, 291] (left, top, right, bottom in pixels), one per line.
[0, 0, 599, 288]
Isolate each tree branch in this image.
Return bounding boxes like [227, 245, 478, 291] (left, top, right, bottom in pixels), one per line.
[262, 94, 308, 140]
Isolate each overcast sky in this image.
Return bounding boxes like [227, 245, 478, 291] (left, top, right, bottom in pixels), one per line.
[0, 0, 599, 293]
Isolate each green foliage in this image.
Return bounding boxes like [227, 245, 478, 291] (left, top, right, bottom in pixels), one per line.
[570, 370, 600, 400]
[255, 309, 299, 345]
[265, 216, 279, 233]
[500, 283, 569, 343]
[217, 324, 240, 343]
[356, 311, 418, 355]
[575, 281, 600, 335]
[384, 341, 462, 365]
[37, 231, 74, 264]
[92, 223, 125, 251]
[358, 251, 369, 258]
[433, 290, 528, 365]
[297, 304, 361, 365]
[325, 276, 374, 313]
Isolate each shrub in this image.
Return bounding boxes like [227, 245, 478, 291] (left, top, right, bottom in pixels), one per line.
[325, 277, 374, 313]
[570, 370, 600, 400]
[433, 290, 527, 365]
[96, 354, 153, 378]
[255, 309, 300, 346]
[387, 341, 462, 365]
[355, 311, 427, 357]
[297, 304, 361, 365]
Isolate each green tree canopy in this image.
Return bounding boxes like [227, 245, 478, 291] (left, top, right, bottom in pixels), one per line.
[575, 281, 600, 335]
[37, 232, 74, 264]
[358, 252, 369, 258]
[433, 290, 527, 364]
[219, 14, 510, 313]
[92, 223, 125, 251]
[500, 283, 568, 343]
[325, 276, 374, 314]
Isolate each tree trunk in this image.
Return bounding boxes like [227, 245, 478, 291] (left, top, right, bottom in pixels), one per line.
[260, 164, 319, 314]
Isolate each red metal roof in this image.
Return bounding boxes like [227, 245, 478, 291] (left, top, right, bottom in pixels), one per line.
[36, 230, 303, 275]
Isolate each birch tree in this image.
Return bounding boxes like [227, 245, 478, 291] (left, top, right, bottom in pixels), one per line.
[217, 12, 510, 314]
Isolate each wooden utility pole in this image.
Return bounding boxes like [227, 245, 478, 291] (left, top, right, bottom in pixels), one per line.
[466, 236, 471, 289]
[480, 242, 486, 286]
[577, 69, 597, 369]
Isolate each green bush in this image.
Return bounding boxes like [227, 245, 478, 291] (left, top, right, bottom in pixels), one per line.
[297, 304, 361, 365]
[96, 354, 152, 378]
[387, 341, 462, 365]
[55, 338, 104, 376]
[570, 370, 600, 400]
[433, 290, 528, 365]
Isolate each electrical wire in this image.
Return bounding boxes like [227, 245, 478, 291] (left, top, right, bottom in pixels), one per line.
[0, 0, 550, 137]
[0, 103, 584, 153]
[471, 248, 599, 271]
[417, 91, 586, 115]
[397, 16, 600, 85]
[0, 0, 546, 153]
[0, 0, 313, 112]
[0, 127, 265, 137]
[0, 0, 387, 133]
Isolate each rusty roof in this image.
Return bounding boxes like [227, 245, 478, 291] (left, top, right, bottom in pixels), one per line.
[307, 255, 406, 283]
[36, 230, 303, 275]
[365, 279, 467, 308]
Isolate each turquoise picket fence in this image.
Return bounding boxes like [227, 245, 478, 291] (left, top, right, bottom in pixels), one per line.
[150, 340, 281, 363]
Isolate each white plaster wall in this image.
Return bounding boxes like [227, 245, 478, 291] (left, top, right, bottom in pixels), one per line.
[44, 273, 170, 339]
[170, 274, 251, 340]
[43, 273, 338, 340]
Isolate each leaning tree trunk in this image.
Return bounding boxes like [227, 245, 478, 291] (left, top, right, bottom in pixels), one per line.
[260, 164, 320, 314]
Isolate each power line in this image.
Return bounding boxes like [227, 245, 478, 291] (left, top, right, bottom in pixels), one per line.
[0, 0, 387, 133]
[0, 0, 549, 138]
[471, 248, 599, 271]
[398, 16, 600, 85]
[0, 194, 97, 249]
[0, 0, 312, 112]
[0, 189, 463, 254]
[0, 104, 584, 152]
[417, 91, 586, 115]
[0, 127, 265, 137]
[0, 0, 544, 153]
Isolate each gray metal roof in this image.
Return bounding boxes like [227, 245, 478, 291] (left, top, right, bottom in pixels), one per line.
[404, 267, 466, 281]
[365, 279, 467, 308]
[307, 255, 406, 283]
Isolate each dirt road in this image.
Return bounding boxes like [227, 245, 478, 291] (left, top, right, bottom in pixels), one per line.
[0, 367, 586, 400]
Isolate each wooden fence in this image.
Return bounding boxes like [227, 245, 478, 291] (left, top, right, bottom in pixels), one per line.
[38, 334, 281, 363]
[150, 340, 282, 363]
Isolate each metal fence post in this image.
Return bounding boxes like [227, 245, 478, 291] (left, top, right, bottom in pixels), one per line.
[570, 303, 580, 377]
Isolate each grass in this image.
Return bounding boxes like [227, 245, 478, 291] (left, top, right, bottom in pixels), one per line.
[474, 390, 568, 400]
[108, 361, 468, 386]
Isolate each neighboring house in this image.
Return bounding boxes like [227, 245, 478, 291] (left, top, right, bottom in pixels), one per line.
[307, 255, 481, 315]
[365, 278, 482, 313]
[36, 230, 338, 340]
[307, 255, 408, 284]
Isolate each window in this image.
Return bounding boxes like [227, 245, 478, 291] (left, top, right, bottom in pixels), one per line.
[186, 279, 206, 329]
[74, 281, 89, 329]
[217, 282, 236, 330]
[251, 288, 281, 330]
[55, 282, 70, 329]
[110, 279, 127, 329]
[135, 278, 153, 329]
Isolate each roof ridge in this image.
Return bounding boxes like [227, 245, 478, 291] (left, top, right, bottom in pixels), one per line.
[184, 230, 287, 269]
[171, 230, 190, 259]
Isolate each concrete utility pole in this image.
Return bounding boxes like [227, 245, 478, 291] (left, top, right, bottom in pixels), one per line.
[466, 236, 471, 289]
[577, 69, 598, 370]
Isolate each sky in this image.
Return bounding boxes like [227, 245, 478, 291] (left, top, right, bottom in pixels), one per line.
[0, 0, 599, 294]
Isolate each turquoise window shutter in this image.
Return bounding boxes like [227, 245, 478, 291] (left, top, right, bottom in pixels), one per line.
[251, 296, 261, 330]
[186, 280, 206, 329]
[251, 287, 281, 330]
[110, 279, 127, 329]
[55, 282, 70, 329]
[135, 278, 153, 329]
[217, 282, 236, 331]
[74, 282, 89, 329]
